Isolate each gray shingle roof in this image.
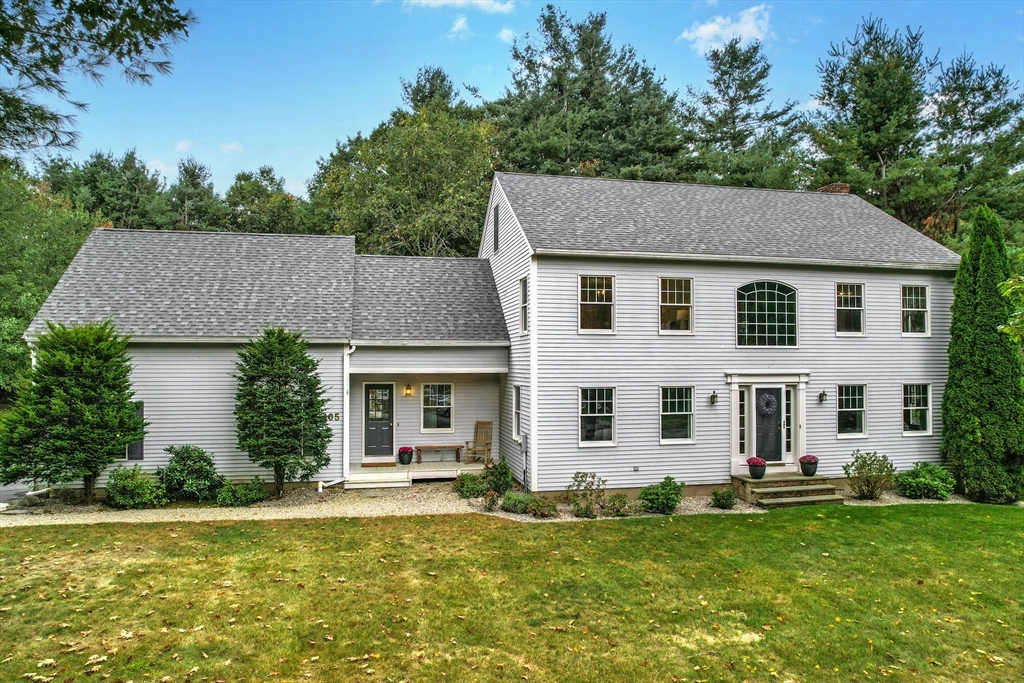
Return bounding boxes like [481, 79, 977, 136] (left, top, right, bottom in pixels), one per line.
[352, 256, 508, 342]
[496, 172, 960, 269]
[28, 229, 356, 341]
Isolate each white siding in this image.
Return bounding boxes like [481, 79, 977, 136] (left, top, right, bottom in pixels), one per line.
[349, 373, 500, 465]
[482, 179, 534, 485]
[349, 346, 507, 373]
[114, 343, 344, 485]
[533, 257, 953, 492]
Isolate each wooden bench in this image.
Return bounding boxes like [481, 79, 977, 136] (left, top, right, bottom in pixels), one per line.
[415, 444, 463, 463]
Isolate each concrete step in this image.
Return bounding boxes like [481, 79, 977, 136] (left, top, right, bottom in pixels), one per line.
[344, 480, 411, 490]
[751, 484, 836, 499]
[345, 471, 412, 490]
[757, 494, 845, 509]
[736, 474, 829, 487]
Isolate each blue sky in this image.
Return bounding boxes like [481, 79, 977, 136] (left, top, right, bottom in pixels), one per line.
[37, 0, 1024, 196]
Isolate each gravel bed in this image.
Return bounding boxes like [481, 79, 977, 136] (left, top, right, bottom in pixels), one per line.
[2, 483, 1012, 528]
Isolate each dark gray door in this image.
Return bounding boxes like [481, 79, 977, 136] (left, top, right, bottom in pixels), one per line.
[755, 387, 783, 462]
[365, 384, 393, 457]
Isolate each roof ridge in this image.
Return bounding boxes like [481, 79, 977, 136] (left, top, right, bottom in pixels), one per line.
[356, 254, 489, 262]
[95, 228, 356, 240]
[494, 171, 855, 198]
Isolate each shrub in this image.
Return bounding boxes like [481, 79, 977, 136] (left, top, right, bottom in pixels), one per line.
[564, 471, 607, 518]
[483, 490, 500, 512]
[105, 465, 166, 510]
[499, 490, 533, 514]
[638, 476, 685, 515]
[842, 450, 895, 500]
[483, 457, 515, 495]
[603, 492, 636, 517]
[896, 462, 956, 500]
[216, 478, 270, 507]
[157, 445, 224, 502]
[710, 487, 737, 509]
[453, 472, 489, 499]
[526, 496, 559, 518]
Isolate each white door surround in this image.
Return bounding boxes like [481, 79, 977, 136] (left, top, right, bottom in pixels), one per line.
[726, 371, 809, 476]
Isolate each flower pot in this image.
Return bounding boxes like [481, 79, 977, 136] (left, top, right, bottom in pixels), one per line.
[748, 465, 766, 480]
[398, 450, 413, 466]
[800, 461, 818, 477]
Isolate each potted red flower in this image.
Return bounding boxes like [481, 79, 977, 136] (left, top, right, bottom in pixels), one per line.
[398, 446, 414, 466]
[746, 456, 767, 479]
[799, 454, 819, 477]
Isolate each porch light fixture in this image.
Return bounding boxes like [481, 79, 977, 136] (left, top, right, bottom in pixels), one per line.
[709, 391, 718, 405]
[405, 384, 413, 397]
[818, 391, 827, 403]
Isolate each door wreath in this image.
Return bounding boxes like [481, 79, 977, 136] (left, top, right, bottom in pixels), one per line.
[757, 392, 778, 417]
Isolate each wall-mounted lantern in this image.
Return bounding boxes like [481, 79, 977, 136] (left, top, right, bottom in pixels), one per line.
[405, 384, 413, 397]
[709, 391, 718, 405]
[818, 391, 827, 403]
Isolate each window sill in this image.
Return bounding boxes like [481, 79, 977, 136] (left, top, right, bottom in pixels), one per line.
[902, 430, 933, 437]
[900, 332, 931, 338]
[837, 433, 868, 440]
[578, 329, 616, 335]
[660, 438, 695, 446]
[835, 332, 865, 337]
[420, 429, 456, 435]
[578, 440, 616, 448]
[658, 330, 695, 336]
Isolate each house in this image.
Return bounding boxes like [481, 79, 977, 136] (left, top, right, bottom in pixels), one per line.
[27, 173, 960, 494]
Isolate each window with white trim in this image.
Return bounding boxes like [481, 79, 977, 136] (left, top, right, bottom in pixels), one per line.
[422, 384, 453, 432]
[738, 389, 747, 455]
[837, 385, 866, 436]
[660, 387, 694, 441]
[736, 281, 797, 346]
[580, 387, 615, 444]
[901, 286, 929, 335]
[493, 205, 500, 253]
[579, 276, 614, 331]
[120, 401, 144, 460]
[836, 283, 864, 334]
[513, 385, 522, 440]
[660, 278, 693, 333]
[519, 276, 529, 333]
[902, 383, 931, 435]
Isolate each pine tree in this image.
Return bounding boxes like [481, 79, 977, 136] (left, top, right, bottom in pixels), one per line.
[941, 206, 1024, 502]
[234, 328, 332, 495]
[0, 321, 145, 500]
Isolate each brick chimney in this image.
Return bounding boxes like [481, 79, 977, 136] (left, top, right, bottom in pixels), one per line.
[816, 182, 850, 194]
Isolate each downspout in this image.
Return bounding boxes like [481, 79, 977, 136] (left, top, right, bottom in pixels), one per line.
[318, 343, 355, 490]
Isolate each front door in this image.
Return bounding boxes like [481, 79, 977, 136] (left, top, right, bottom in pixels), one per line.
[364, 384, 393, 457]
[754, 386, 783, 462]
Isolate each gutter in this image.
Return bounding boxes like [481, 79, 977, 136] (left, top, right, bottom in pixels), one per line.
[532, 248, 960, 272]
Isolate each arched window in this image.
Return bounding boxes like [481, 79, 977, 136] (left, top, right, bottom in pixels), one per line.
[737, 281, 798, 346]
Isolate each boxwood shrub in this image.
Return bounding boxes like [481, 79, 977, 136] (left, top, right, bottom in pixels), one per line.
[638, 476, 685, 515]
[106, 465, 166, 510]
[896, 462, 955, 500]
[157, 444, 224, 502]
[216, 478, 270, 507]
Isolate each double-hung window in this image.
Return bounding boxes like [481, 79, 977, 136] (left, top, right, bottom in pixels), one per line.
[519, 277, 529, 333]
[513, 385, 522, 440]
[837, 385, 866, 437]
[579, 276, 614, 332]
[660, 387, 694, 442]
[579, 388, 615, 445]
[836, 283, 864, 335]
[660, 278, 693, 333]
[901, 285, 929, 335]
[120, 401, 144, 460]
[902, 384, 931, 435]
[422, 384, 454, 432]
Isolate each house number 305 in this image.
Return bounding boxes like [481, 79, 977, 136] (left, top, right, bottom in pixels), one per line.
[326, 413, 341, 421]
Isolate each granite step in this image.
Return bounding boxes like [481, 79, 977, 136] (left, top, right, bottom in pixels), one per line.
[757, 494, 846, 509]
[750, 484, 837, 499]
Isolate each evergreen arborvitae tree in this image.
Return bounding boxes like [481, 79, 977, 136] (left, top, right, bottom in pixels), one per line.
[235, 328, 332, 495]
[941, 206, 1024, 502]
[0, 321, 145, 500]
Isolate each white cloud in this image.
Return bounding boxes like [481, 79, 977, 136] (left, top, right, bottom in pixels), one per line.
[175, 139, 192, 152]
[217, 142, 244, 154]
[796, 97, 821, 112]
[406, 0, 514, 13]
[149, 158, 172, 180]
[679, 3, 771, 54]
[498, 27, 515, 43]
[447, 15, 469, 39]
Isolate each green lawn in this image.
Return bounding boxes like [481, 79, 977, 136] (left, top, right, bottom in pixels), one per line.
[2, 504, 1022, 682]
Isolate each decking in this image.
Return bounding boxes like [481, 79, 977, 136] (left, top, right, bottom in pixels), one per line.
[345, 460, 486, 489]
